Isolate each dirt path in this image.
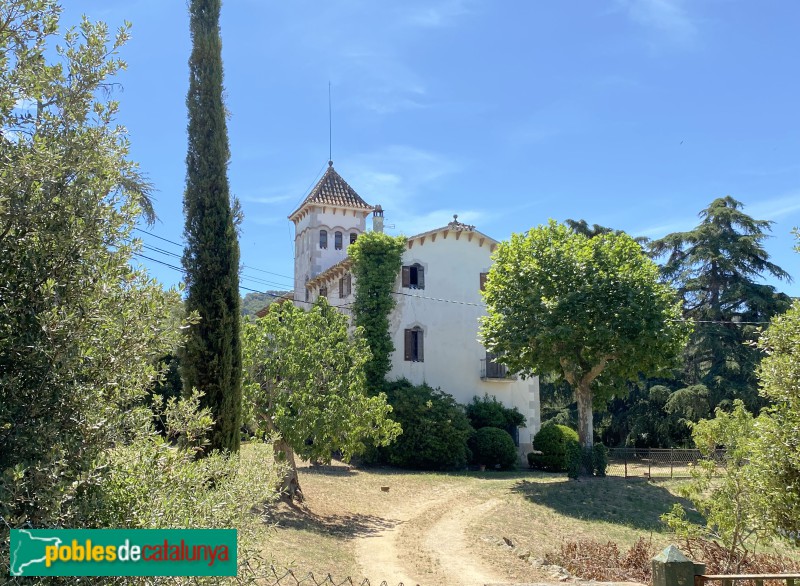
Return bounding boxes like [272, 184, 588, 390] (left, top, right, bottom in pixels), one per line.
[355, 486, 507, 586]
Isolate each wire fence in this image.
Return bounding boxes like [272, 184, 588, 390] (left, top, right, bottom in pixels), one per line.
[606, 448, 726, 479]
[264, 568, 406, 586]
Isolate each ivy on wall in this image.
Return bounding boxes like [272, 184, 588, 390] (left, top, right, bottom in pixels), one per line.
[349, 231, 406, 392]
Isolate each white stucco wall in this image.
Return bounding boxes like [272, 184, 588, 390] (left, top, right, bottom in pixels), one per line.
[293, 206, 367, 303]
[293, 218, 542, 461]
[386, 231, 540, 458]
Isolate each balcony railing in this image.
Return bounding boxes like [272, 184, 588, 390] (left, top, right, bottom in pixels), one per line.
[480, 358, 516, 380]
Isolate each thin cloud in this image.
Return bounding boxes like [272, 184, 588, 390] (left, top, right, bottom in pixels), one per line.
[242, 193, 295, 205]
[388, 208, 488, 238]
[633, 191, 800, 240]
[616, 0, 697, 44]
[401, 0, 476, 28]
[347, 145, 460, 206]
[746, 192, 800, 222]
[634, 219, 694, 239]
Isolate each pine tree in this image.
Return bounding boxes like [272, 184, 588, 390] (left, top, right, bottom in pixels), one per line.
[182, 0, 242, 453]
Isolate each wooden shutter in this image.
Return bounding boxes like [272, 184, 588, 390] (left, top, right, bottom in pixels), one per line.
[346, 274, 352, 296]
[404, 329, 413, 361]
[402, 266, 411, 287]
[339, 277, 344, 298]
[480, 272, 488, 291]
[416, 328, 424, 362]
[417, 266, 425, 290]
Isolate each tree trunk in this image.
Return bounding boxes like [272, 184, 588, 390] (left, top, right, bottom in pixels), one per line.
[576, 383, 594, 450]
[273, 437, 303, 502]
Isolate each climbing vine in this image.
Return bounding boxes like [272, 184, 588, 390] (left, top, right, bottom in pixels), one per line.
[349, 231, 406, 392]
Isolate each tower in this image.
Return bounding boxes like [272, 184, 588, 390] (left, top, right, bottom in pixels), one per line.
[288, 162, 373, 303]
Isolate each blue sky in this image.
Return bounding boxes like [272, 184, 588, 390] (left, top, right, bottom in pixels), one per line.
[61, 1, 800, 297]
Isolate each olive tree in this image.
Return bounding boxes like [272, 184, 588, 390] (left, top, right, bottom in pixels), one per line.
[0, 0, 182, 528]
[480, 221, 687, 453]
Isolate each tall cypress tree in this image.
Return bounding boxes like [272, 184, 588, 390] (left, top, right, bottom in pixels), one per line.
[182, 0, 241, 453]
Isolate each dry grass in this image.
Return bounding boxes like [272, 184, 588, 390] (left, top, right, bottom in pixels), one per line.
[242, 444, 797, 584]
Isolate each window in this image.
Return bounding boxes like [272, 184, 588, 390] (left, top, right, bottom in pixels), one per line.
[319, 285, 327, 299]
[334, 231, 343, 250]
[480, 272, 489, 291]
[319, 230, 328, 249]
[339, 274, 352, 298]
[401, 263, 425, 289]
[404, 327, 424, 362]
[350, 232, 358, 245]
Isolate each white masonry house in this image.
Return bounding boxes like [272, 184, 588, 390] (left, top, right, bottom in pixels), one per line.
[286, 162, 541, 459]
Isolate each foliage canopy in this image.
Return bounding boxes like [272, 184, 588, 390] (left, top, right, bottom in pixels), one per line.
[0, 0, 182, 528]
[650, 196, 791, 410]
[242, 300, 400, 498]
[481, 220, 687, 451]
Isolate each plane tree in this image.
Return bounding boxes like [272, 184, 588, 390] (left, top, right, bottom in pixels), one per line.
[480, 221, 687, 455]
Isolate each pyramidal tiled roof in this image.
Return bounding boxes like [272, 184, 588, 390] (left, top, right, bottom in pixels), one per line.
[289, 162, 373, 219]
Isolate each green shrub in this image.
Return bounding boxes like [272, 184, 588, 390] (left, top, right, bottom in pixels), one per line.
[372, 379, 473, 470]
[466, 394, 525, 431]
[470, 427, 518, 470]
[530, 424, 579, 471]
[592, 443, 608, 477]
[94, 392, 278, 530]
[565, 439, 583, 478]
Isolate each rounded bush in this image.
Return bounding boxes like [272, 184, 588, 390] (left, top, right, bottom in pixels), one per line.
[592, 443, 608, 477]
[530, 424, 579, 471]
[372, 380, 473, 470]
[565, 439, 583, 478]
[471, 427, 518, 470]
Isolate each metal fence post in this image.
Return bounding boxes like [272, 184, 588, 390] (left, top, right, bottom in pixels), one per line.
[671, 448, 674, 479]
[624, 449, 628, 478]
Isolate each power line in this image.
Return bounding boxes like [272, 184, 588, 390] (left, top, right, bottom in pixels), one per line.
[392, 290, 486, 308]
[134, 227, 182, 248]
[132, 252, 312, 305]
[135, 227, 295, 282]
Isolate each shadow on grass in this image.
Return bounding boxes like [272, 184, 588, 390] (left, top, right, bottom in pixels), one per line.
[298, 464, 357, 477]
[510, 477, 700, 531]
[265, 502, 397, 540]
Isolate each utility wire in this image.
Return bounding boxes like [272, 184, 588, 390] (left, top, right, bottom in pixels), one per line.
[135, 227, 295, 282]
[134, 230, 778, 326]
[132, 252, 314, 305]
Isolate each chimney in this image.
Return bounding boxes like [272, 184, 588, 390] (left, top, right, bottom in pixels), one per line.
[372, 205, 384, 233]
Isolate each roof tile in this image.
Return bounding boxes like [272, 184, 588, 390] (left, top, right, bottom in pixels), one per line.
[291, 163, 372, 217]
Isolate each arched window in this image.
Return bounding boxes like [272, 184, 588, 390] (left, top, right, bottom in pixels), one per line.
[350, 232, 358, 245]
[334, 231, 343, 250]
[319, 230, 327, 249]
[404, 326, 424, 362]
